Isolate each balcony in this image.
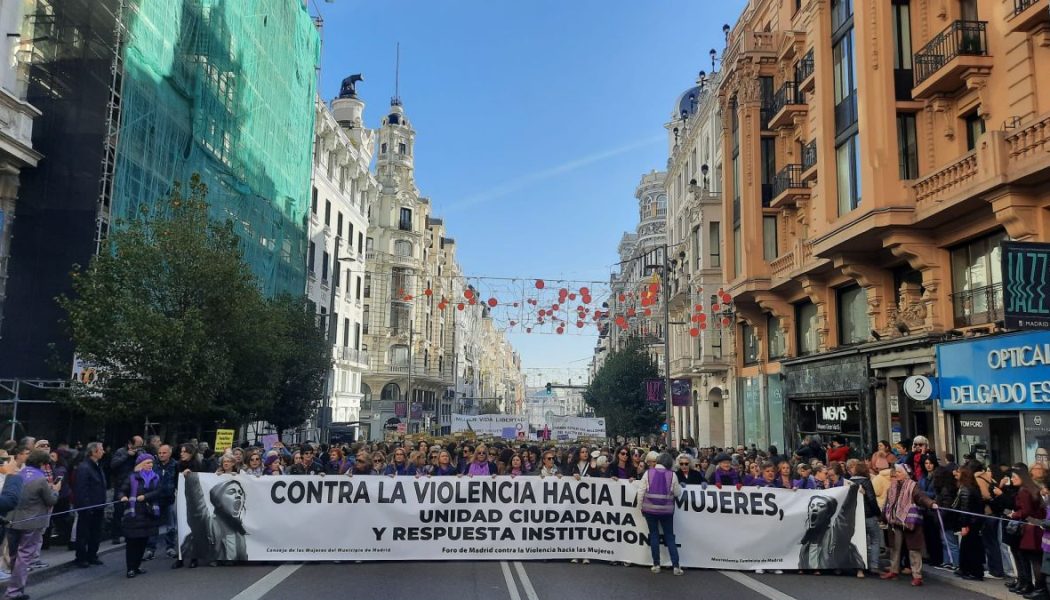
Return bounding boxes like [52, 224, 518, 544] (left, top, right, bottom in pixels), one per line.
[770, 250, 795, 280]
[796, 48, 815, 93]
[768, 81, 806, 129]
[723, 31, 782, 67]
[1005, 111, 1050, 172]
[770, 164, 809, 208]
[801, 139, 817, 181]
[951, 283, 1003, 327]
[912, 20, 992, 99]
[912, 150, 977, 211]
[337, 347, 370, 367]
[1007, 0, 1049, 36]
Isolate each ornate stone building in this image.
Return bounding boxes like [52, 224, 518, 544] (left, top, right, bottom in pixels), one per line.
[665, 68, 732, 448]
[717, 0, 1050, 457]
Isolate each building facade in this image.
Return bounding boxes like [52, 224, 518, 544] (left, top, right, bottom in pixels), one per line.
[715, 0, 1050, 457]
[305, 83, 378, 441]
[665, 69, 733, 448]
[0, 0, 41, 341]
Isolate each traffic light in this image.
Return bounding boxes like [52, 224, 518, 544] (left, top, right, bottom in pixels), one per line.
[545, 382, 552, 396]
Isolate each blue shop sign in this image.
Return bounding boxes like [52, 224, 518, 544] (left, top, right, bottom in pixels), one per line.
[937, 330, 1050, 411]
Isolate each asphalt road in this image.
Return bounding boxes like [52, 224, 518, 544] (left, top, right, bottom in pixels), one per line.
[24, 558, 1000, 600]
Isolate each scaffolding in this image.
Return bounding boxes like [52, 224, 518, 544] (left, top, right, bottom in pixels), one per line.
[108, 0, 320, 296]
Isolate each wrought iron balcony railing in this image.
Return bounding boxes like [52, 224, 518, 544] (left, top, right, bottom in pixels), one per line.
[951, 283, 1003, 327]
[913, 20, 989, 86]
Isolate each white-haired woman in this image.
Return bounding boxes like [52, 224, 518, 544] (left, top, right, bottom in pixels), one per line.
[635, 451, 683, 575]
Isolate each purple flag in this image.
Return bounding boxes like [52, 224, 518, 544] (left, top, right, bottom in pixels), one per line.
[645, 379, 664, 405]
[671, 379, 692, 407]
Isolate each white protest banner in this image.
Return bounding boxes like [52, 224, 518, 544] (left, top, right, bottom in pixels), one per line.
[177, 474, 865, 570]
[549, 416, 606, 440]
[451, 413, 529, 438]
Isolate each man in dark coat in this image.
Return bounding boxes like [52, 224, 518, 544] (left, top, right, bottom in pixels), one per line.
[146, 444, 179, 560]
[74, 442, 107, 567]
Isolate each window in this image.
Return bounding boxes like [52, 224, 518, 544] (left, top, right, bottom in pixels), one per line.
[732, 99, 742, 278]
[763, 216, 778, 261]
[760, 137, 776, 207]
[311, 187, 318, 215]
[390, 303, 411, 332]
[324, 200, 331, 227]
[337, 213, 344, 238]
[768, 315, 786, 359]
[363, 306, 370, 334]
[326, 152, 335, 180]
[348, 223, 355, 250]
[709, 222, 721, 268]
[391, 345, 409, 366]
[950, 230, 1006, 326]
[832, 0, 858, 135]
[837, 285, 869, 345]
[394, 240, 413, 257]
[692, 226, 702, 269]
[891, 1, 913, 99]
[359, 232, 365, 254]
[896, 113, 919, 179]
[759, 76, 775, 128]
[742, 322, 759, 365]
[381, 142, 387, 154]
[960, 0, 978, 20]
[356, 276, 362, 300]
[308, 242, 316, 275]
[364, 274, 371, 298]
[366, 236, 373, 252]
[321, 251, 330, 283]
[343, 318, 350, 348]
[836, 135, 862, 215]
[354, 323, 361, 350]
[399, 208, 412, 231]
[398, 142, 407, 155]
[965, 112, 985, 151]
[796, 301, 819, 355]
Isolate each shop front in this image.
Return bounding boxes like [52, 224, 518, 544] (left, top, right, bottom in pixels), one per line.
[936, 330, 1050, 467]
[782, 351, 875, 454]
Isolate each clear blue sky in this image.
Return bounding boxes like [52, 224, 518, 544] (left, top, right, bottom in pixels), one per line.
[316, 0, 746, 379]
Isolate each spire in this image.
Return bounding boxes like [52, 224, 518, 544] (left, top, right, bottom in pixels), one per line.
[391, 42, 402, 107]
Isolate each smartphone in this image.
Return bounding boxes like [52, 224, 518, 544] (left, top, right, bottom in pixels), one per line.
[54, 476, 64, 486]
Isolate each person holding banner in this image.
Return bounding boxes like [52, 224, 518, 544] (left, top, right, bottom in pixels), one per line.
[881, 464, 938, 586]
[539, 451, 560, 477]
[636, 451, 683, 575]
[675, 455, 703, 486]
[432, 451, 457, 476]
[465, 445, 498, 477]
[569, 447, 591, 478]
[609, 447, 634, 480]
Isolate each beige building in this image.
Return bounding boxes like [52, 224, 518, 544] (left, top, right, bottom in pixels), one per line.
[665, 68, 733, 448]
[716, 0, 1050, 458]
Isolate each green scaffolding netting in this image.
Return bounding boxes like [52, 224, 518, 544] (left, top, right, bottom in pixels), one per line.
[111, 0, 320, 297]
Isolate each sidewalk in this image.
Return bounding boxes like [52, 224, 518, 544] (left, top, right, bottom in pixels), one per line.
[0, 541, 125, 588]
[923, 566, 1011, 600]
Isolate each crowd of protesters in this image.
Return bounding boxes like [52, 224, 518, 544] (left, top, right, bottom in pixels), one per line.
[3, 431, 1050, 595]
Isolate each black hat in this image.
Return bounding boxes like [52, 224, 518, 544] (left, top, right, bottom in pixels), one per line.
[714, 452, 732, 464]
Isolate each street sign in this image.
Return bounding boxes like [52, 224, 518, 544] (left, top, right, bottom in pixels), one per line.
[902, 375, 935, 401]
[1003, 241, 1050, 329]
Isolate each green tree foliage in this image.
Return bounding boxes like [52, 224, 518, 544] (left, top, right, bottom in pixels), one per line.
[584, 339, 662, 438]
[60, 175, 330, 430]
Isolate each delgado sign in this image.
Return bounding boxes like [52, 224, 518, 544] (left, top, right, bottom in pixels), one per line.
[937, 331, 1050, 411]
[177, 474, 864, 570]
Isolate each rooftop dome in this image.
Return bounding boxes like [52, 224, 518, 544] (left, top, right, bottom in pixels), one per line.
[673, 85, 702, 120]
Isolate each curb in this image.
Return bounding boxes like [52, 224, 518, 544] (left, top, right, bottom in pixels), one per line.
[922, 567, 1010, 600]
[0, 543, 125, 589]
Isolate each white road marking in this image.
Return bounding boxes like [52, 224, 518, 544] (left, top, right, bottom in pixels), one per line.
[229, 563, 303, 600]
[719, 571, 798, 600]
[513, 561, 540, 600]
[500, 561, 522, 600]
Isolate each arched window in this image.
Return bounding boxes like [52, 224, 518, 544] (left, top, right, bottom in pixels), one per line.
[394, 240, 413, 257]
[381, 383, 400, 401]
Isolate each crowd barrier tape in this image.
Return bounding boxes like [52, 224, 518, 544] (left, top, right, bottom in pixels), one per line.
[176, 473, 868, 569]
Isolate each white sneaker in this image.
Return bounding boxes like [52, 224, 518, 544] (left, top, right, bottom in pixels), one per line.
[570, 559, 579, 564]
[774, 570, 784, 574]
[673, 567, 684, 576]
[581, 559, 590, 564]
[651, 566, 661, 573]
[755, 569, 765, 574]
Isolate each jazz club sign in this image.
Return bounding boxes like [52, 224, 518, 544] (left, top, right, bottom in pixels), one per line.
[1003, 241, 1050, 330]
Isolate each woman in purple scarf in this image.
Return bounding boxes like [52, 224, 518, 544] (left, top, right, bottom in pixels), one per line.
[466, 444, 498, 477]
[120, 453, 162, 579]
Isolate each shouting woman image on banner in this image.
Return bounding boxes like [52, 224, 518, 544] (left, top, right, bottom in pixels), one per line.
[636, 451, 683, 575]
[180, 471, 248, 566]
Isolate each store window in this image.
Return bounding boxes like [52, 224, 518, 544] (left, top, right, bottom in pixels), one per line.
[767, 315, 786, 359]
[796, 301, 819, 355]
[742, 322, 759, 365]
[837, 285, 869, 345]
[950, 230, 1006, 326]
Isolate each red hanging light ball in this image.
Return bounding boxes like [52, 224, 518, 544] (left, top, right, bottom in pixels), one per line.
[424, 288, 433, 297]
[464, 289, 474, 300]
[581, 295, 592, 304]
[535, 279, 545, 289]
[457, 303, 465, 311]
[579, 287, 590, 296]
[487, 298, 498, 307]
[722, 317, 731, 326]
[690, 328, 700, 337]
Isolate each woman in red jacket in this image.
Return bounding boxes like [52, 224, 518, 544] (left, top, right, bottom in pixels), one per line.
[826, 436, 849, 464]
[1008, 466, 1045, 596]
